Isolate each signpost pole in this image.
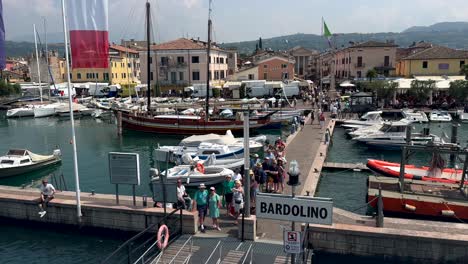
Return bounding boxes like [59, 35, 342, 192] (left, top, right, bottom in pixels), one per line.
[291, 185, 296, 264]
[116, 184, 119, 205]
[243, 109, 251, 217]
[132, 185, 136, 206]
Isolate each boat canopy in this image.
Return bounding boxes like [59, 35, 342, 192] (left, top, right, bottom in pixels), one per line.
[6, 149, 27, 156]
[180, 130, 237, 147]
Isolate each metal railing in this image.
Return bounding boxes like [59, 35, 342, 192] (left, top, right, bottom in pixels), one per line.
[204, 241, 222, 264]
[163, 235, 193, 264]
[102, 207, 184, 264]
[241, 244, 253, 264]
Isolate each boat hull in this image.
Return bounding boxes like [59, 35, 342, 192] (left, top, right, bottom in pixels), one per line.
[0, 158, 61, 178]
[119, 112, 272, 135]
[367, 159, 463, 184]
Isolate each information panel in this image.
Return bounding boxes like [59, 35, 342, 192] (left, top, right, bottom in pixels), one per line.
[109, 152, 140, 185]
[256, 194, 333, 225]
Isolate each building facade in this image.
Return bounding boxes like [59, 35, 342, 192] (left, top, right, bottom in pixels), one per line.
[29, 51, 65, 84]
[288, 46, 319, 79]
[396, 45, 468, 77]
[333, 41, 398, 80]
[70, 45, 140, 85]
[139, 38, 231, 86]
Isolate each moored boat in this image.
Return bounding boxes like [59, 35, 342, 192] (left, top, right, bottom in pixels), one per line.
[366, 159, 463, 184]
[0, 149, 62, 178]
[149, 165, 234, 186]
[119, 112, 273, 135]
[429, 110, 452, 122]
[342, 111, 383, 130]
[6, 106, 35, 118]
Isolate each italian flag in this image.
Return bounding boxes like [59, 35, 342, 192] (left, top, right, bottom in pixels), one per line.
[68, 0, 109, 69]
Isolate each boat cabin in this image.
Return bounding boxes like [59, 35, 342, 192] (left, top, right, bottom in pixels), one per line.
[0, 149, 32, 168]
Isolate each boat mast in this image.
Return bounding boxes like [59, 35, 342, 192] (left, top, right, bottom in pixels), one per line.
[60, 0, 82, 221]
[205, 0, 212, 121]
[33, 24, 43, 103]
[146, 1, 151, 113]
[43, 17, 50, 98]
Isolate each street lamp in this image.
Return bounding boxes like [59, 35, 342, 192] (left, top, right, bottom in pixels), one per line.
[287, 160, 301, 264]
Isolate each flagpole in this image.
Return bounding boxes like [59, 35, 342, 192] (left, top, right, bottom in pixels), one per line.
[61, 0, 82, 222]
[33, 24, 43, 103]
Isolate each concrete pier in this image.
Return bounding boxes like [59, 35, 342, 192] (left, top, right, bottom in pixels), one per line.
[0, 185, 197, 234]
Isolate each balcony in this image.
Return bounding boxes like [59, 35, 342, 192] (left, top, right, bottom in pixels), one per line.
[159, 61, 188, 69]
[375, 63, 395, 70]
[354, 63, 366, 68]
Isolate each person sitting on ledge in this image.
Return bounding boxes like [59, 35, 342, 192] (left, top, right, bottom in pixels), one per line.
[38, 179, 55, 218]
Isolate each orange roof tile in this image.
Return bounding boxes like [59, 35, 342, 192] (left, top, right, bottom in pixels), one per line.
[110, 45, 139, 54]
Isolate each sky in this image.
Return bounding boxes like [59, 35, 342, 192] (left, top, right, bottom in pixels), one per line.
[4, 0, 468, 43]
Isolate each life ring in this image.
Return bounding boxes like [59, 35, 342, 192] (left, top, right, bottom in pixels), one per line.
[157, 225, 169, 249]
[196, 162, 205, 174]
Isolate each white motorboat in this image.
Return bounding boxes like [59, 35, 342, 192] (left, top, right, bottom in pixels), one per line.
[0, 149, 62, 178]
[6, 106, 35, 118]
[342, 111, 383, 130]
[180, 130, 265, 148]
[353, 121, 443, 149]
[149, 165, 234, 186]
[160, 130, 265, 159]
[180, 153, 244, 171]
[160, 142, 245, 162]
[457, 110, 468, 123]
[33, 103, 66, 118]
[429, 110, 452, 122]
[401, 109, 429, 123]
[55, 103, 88, 117]
[347, 123, 383, 138]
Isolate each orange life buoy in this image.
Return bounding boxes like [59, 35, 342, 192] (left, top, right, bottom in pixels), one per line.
[157, 224, 169, 249]
[196, 162, 205, 174]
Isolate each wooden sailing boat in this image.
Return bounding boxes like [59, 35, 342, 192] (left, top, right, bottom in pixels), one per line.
[117, 1, 273, 135]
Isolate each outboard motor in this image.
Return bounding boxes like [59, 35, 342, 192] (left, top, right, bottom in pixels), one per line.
[149, 168, 159, 179]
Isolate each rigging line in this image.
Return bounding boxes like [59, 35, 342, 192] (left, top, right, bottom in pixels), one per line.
[118, 1, 137, 41]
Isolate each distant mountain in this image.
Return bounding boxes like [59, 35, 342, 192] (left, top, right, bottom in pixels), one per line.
[8, 32, 65, 43]
[5, 41, 65, 58]
[403, 22, 468, 33]
[222, 22, 468, 55]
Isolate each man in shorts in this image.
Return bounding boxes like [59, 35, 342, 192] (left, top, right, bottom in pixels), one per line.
[192, 183, 208, 232]
[38, 179, 55, 218]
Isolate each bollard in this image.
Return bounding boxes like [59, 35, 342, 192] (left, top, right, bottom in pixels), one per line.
[143, 195, 148, 207]
[91, 190, 95, 196]
[376, 187, 384, 227]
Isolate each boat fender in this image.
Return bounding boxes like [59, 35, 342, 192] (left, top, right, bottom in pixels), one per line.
[149, 168, 159, 178]
[157, 225, 169, 249]
[404, 204, 416, 212]
[441, 210, 455, 217]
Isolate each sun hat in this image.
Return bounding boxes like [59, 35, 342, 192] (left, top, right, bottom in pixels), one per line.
[249, 170, 254, 175]
[253, 154, 259, 158]
[210, 187, 215, 191]
[256, 163, 262, 167]
[199, 183, 206, 189]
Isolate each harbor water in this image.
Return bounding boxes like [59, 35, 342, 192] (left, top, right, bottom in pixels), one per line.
[1, 110, 467, 263]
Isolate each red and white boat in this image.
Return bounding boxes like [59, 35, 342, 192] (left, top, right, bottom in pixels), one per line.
[366, 159, 464, 184]
[118, 112, 273, 135]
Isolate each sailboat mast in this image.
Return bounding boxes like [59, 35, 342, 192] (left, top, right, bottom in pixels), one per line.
[205, 0, 212, 121]
[43, 17, 50, 98]
[33, 24, 43, 103]
[146, 2, 151, 113]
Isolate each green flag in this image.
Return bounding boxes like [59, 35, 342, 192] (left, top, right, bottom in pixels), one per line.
[323, 20, 332, 38]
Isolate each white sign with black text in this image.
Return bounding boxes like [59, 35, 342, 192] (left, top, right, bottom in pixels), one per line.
[283, 231, 302, 254]
[256, 194, 333, 225]
[109, 152, 141, 185]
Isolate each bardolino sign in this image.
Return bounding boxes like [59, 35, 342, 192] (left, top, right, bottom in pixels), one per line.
[256, 193, 333, 225]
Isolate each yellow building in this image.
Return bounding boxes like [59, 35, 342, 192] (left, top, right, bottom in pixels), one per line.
[397, 45, 468, 77]
[70, 45, 140, 85]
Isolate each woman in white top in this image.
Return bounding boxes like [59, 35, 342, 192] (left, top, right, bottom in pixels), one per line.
[232, 180, 244, 223]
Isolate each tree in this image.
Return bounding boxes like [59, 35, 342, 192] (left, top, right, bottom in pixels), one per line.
[409, 80, 435, 104]
[460, 64, 468, 79]
[358, 80, 398, 106]
[449, 80, 468, 104]
[366, 69, 378, 82]
[0, 80, 21, 96]
[259, 37, 263, 50]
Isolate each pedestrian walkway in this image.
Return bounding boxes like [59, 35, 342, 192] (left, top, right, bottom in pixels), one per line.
[257, 113, 332, 240]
